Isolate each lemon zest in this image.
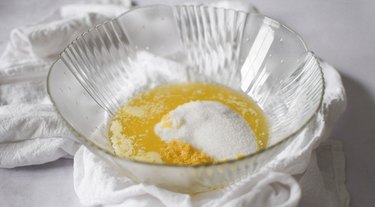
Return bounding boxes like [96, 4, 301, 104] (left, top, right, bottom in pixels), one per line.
[160, 139, 215, 165]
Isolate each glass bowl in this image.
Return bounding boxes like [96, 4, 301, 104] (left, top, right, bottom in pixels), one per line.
[47, 4, 324, 193]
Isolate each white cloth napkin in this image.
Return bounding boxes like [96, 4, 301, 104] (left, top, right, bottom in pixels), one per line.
[0, 0, 130, 168]
[75, 146, 301, 207]
[0, 1, 348, 207]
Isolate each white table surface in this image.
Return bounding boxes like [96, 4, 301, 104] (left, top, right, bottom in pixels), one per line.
[0, 0, 374, 206]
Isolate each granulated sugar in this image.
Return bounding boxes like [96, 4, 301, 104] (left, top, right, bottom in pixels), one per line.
[154, 101, 257, 160]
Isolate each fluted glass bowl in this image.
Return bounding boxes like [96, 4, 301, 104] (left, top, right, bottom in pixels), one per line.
[47, 5, 324, 193]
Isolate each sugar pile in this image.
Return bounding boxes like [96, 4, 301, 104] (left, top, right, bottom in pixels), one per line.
[154, 101, 257, 160]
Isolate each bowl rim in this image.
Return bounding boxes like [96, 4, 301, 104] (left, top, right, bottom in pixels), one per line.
[47, 4, 325, 169]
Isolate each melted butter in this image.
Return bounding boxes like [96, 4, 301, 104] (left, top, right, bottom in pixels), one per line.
[109, 82, 268, 164]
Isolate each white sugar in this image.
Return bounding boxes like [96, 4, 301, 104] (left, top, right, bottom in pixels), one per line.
[154, 101, 256, 160]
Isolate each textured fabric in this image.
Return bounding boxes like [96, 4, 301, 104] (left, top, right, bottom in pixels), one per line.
[74, 147, 301, 207]
[0, 1, 130, 168]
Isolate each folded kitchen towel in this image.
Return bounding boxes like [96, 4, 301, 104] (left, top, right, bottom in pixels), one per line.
[0, 1, 348, 207]
[74, 146, 301, 207]
[0, 1, 130, 168]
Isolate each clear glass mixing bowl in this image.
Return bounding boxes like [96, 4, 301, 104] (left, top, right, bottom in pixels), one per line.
[47, 5, 324, 193]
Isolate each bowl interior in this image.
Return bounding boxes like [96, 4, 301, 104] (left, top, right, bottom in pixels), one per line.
[48, 4, 323, 193]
